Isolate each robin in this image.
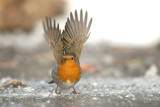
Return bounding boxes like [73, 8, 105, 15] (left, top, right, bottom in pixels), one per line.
[43, 10, 92, 94]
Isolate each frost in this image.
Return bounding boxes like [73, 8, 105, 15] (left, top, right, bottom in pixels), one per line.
[0, 77, 160, 106]
[125, 94, 135, 98]
[118, 95, 123, 99]
[46, 100, 50, 103]
[23, 87, 35, 92]
[92, 97, 98, 100]
[93, 89, 98, 92]
[92, 82, 98, 86]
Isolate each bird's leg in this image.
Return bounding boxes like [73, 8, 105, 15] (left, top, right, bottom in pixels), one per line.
[55, 86, 61, 94]
[72, 87, 77, 94]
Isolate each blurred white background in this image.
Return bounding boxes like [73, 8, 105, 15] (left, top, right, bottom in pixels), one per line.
[68, 0, 160, 47]
[1, 0, 160, 49]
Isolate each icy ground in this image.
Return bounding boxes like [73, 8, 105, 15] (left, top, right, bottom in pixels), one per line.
[0, 76, 160, 107]
[1, 41, 160, 107]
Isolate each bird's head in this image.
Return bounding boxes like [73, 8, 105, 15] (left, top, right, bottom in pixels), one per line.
[62, 55, 74, 62]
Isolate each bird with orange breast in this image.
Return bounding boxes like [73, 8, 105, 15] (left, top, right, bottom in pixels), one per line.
[43, 10, 92, 94]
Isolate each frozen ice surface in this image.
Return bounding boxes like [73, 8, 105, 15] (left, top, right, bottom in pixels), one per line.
[0, 76, 160, 107]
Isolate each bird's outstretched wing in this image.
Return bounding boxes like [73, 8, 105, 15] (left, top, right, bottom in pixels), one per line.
[43, 17, 64, 63]
[63, 10, 92, 59]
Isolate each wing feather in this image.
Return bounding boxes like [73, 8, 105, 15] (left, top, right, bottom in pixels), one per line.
[43, 17, 64, 63]
[63, 10, 92, 59]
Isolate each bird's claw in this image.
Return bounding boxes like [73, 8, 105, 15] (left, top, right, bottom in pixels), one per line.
[55, 90, 61, 94]
[72, 90, 78, 94]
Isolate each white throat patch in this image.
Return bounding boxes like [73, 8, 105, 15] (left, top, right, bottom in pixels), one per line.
[65, 80, 74, 87]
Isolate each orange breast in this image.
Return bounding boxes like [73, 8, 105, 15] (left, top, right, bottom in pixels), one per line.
[57, 60, 81, 83]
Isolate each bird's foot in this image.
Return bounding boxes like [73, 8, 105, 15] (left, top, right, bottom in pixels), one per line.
[72, 90, 78, 94]
[54, 86, 61, 94]
[55, 90, 61, 94]
[72, 87, 79, 94]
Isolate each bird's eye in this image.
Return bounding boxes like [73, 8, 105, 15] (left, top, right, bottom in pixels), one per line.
[71, 57, 74, 60]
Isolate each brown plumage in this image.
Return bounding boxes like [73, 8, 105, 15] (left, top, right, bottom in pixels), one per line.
[43, 17, 64, 63]
[43, 10, 92, 61]
[63, 10, 92, 58]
